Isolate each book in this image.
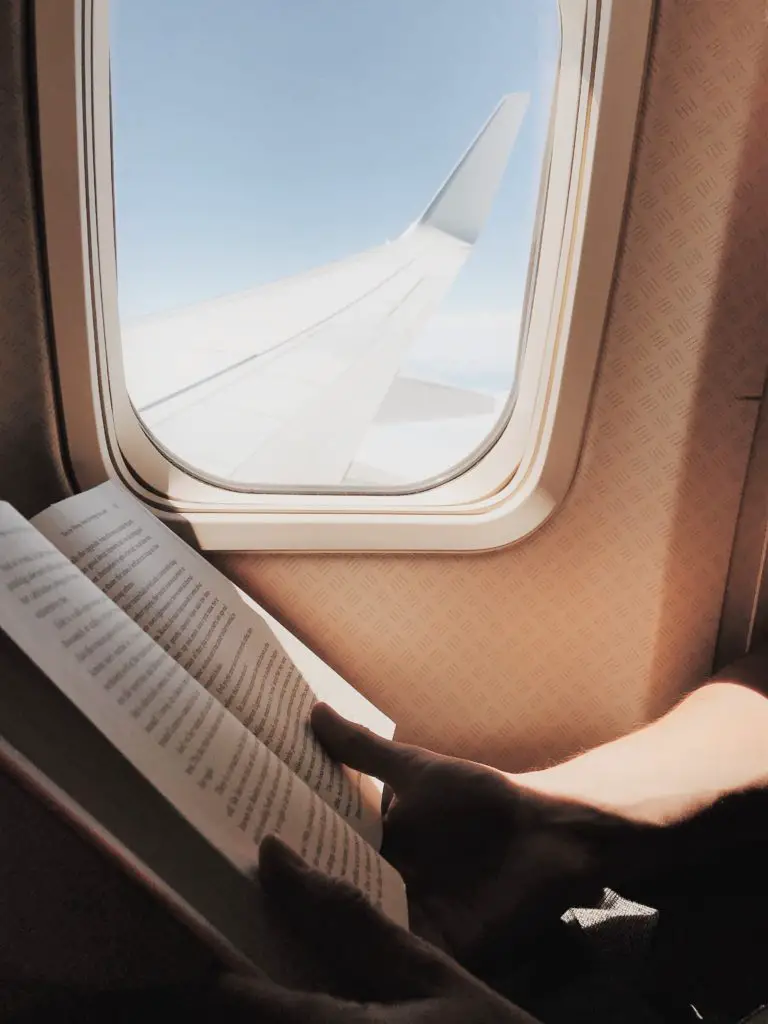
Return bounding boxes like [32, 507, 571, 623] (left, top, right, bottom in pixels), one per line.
[0, 481, 408, 973]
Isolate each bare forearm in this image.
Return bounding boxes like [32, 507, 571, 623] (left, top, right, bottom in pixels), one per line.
[510, 647, 768, 825]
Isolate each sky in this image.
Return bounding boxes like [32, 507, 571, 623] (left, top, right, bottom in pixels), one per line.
[110, 0, 560, 328]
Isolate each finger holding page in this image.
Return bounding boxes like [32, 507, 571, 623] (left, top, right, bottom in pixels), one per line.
[259, 836, 450, 1003]
[311, 703, 427, 793]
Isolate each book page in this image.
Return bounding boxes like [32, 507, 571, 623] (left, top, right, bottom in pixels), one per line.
[33, 484, 383, 847]
[0, 505, 407, 928]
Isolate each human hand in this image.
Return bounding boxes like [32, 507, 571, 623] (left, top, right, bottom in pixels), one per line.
[311, 703, 648, 971]
[205, 836, 542, 1023]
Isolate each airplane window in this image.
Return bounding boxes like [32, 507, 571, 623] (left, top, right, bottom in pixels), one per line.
[109, 0, 560, 491]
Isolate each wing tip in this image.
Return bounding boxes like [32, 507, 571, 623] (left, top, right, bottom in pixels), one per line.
[410, 92, 530, 244]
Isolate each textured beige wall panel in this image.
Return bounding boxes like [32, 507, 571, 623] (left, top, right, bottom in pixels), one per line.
[216, 0, 768, 769]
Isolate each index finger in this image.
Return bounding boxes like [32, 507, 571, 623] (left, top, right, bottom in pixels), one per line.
[311, 703, 425, 791]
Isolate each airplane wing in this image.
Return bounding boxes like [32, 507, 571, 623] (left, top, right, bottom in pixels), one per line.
[372, 375, 497, 425]
[122, 93, 529, 486]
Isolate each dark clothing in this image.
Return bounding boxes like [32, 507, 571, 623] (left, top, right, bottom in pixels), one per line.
[491, 818, 768, 1024]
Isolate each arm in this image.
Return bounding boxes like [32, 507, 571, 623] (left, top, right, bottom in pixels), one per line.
[512, 646, 768, 826]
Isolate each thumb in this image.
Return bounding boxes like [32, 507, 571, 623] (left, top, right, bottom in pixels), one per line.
[310, 703, 424, 791]
[259, 836, 457, 1002]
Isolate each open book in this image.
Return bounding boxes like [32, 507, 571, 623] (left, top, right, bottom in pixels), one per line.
[0, 482, 408, 952]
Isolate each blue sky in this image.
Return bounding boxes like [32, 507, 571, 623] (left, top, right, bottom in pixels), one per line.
[110, 0, 560, 326]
